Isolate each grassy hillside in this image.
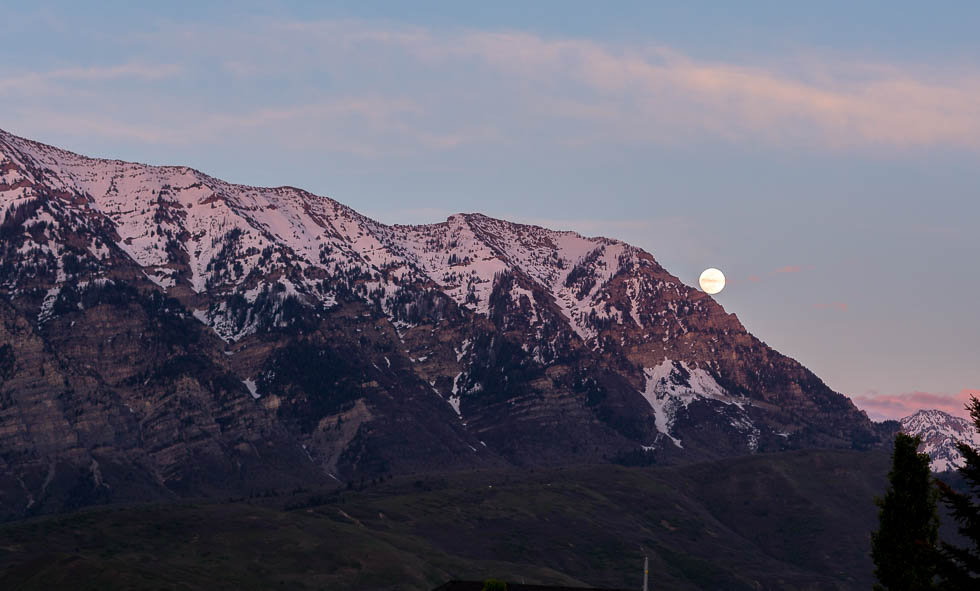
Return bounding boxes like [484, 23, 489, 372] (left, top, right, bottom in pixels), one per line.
[0, 449, 890, 590]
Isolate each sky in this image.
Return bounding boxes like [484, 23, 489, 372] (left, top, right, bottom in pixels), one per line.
[1, 1, 977, 420]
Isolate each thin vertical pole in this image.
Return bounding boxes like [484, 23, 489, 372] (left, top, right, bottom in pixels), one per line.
[643, 555, 649, 591]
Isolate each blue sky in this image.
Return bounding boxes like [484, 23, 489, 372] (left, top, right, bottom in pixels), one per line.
[2, 1, 978, 419]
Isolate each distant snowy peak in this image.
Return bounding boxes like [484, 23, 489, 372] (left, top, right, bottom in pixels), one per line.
[900, 409, 980, 472]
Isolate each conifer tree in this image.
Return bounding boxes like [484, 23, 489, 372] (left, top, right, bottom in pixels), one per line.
[871, 432, 939, 590]
[936, 395, 980, 588]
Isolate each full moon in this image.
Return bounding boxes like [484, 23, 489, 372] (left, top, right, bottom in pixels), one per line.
[699, 268, 726, 294]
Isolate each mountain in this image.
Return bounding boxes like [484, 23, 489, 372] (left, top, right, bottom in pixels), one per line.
[0, 128, 880, 518]
[900, 409, 980, 472]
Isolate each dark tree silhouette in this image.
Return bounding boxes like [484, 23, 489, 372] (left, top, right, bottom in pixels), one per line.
[871, 432, 939, 590]
[936, 396, 980, 589]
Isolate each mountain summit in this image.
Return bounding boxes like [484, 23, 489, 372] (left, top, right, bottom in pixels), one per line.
[900, 409, 980, 472]
[0, 128, 879, 518]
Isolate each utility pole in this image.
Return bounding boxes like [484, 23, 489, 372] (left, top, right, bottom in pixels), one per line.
[643, 554, 649, 591]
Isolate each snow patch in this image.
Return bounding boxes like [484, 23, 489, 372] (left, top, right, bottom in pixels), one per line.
[639, 359, 754, 449]
[242, 379, 260, 399]
[37, 286, 60, 324]
[448, 394, 462, 417]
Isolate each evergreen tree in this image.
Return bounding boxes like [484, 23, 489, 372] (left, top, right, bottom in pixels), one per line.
[871, 432, 939, 590]
[936, 395, 980, 589]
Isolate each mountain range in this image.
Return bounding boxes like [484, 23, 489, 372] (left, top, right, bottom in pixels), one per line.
[0, 128, 885, 519]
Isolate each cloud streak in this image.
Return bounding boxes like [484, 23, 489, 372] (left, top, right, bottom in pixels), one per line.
[813, 302, 848, 312]
[775, 265, 804, 274]
[454, 31, 980, 148]
[6, 20, 980, 155]
[260, 21, 980, 149]
[0, 62, 181, 95]
[852, 388, 980, 421]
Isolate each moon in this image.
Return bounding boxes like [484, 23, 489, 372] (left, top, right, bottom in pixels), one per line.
[699, 268, 726, 294]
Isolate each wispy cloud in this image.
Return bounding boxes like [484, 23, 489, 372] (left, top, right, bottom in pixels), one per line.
[471, 33, 980, 148]
[46, 63, 182, 81]
[7, 20, 980, 155]
[852, 388, 980, 421]
[255, 21, 980, 149]
[813, 301, 848, 312]
[0, 62, 181, 95]
[775, 265, 804, 274]
[12, 96, 430, 156]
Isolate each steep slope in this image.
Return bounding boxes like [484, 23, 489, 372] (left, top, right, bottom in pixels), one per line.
[381, 212, 876, 455]
[900, 409, 980, 472]
[0, 128, 879, 518]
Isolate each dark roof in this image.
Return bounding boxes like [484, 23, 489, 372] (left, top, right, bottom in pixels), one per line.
[432, 582, 630, 591]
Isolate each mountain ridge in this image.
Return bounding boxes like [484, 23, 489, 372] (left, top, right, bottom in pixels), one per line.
[0, 127, 880, 519]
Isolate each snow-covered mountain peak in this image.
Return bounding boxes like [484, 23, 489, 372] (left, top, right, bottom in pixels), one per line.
[4, 128, 707, 342]
[0, 128, 886, 505]
[0, 128, 742, 361]
[0, 130, 401, 334]
[384, 212, 660, 339]
[2, 129, 667, 339]
[900, 409, 980, 472]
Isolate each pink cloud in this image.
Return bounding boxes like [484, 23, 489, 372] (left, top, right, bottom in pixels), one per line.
[18, 21, 980, 156]
[147, 20, 980, 151]
[0, 63, 182, 95]
[852, 389, 980, 421]
[813, 302, 848, 312]
[775, 265, 803, 273]
[16, 97, 430, 155]
[441, 30, 980, 149]
[50, 63, 183, 81]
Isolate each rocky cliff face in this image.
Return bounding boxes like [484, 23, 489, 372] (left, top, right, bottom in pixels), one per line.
[0, 128, 879, 518]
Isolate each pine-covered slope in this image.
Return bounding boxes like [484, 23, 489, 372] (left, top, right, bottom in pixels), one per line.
[900, 409, 980, 472]
[0, 128, 879, 518]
